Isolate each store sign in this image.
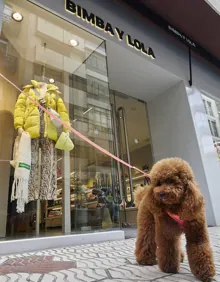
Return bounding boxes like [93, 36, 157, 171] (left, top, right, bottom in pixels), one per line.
[168, 25, 196, 48]
[65, 0, 156, 59]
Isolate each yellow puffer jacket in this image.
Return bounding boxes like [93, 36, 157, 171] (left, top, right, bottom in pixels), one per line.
[14, 82, 70, 141]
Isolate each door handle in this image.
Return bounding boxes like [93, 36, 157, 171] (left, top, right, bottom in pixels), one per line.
[111, 103, 123, 204]
[117, 107, 134, 205]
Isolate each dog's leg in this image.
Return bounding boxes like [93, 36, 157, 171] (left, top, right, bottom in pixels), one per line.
[156, 231, 181, 274]
[135, 209, 156, 265]
[180, 251, 184, 263]
[185, 220, 215, 282]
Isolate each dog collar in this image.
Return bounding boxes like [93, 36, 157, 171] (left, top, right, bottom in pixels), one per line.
[167, 212, 185, 228]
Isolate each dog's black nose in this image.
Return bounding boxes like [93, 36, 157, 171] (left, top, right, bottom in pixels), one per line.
[159, 192, 165, 199]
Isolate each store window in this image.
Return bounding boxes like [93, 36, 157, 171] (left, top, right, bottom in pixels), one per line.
[202, 94, 220, 140]
[0, 0, 120, 239]
[202, 93, 220, 161]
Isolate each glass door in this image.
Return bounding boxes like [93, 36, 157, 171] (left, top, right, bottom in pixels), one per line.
[112, 91, 153, 228]
[70, 42, 121, 233]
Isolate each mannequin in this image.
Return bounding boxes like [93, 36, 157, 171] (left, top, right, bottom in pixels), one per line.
[14, 80, 71, 201]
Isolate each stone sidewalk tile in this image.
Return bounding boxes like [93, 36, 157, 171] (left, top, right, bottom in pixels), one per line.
[76, 257, 127, 268]
[101, 280, 137, 282]
[0, 256, 75, 274]
[16, 273, 29, 282]
[28, 273, 42, 282]
[40, 273, 55, 282]
[98, 250, 134, 259]
[58, 268, 107, 282]
[155, 274, 201, 282]
[4, 273, 21, 281]
[109, 265, 165, 280]
[0, 276, 8, 282]
[0, 227, 219, 281]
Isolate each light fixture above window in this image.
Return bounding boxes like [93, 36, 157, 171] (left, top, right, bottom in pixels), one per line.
[69, 39, 79, 47]
[94, 129, 99, 135]
[49, 78, 55, 84]
[134, 139, 139, 144]
[12, 12, 23, 22]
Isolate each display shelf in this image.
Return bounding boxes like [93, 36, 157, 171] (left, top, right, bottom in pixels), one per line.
[47, 205, 62, 210]
[46, 169, 99, 229]
[47, 215, 62, 219]
[125, 170, 149, 183]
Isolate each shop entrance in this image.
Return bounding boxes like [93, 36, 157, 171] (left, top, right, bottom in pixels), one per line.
[112, 93, 152, 227]
[106, 40, 183, 232]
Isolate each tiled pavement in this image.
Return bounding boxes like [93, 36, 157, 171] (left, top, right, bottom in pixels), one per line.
[0, 227, 219, 281]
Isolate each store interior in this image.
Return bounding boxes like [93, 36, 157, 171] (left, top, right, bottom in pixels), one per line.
[106, 40, 181, 226]
[0, 0, 182, 239]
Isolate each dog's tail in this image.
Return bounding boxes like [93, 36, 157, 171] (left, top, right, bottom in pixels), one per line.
[134, 186, 147, 208]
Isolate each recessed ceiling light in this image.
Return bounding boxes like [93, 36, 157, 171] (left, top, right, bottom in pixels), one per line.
[49, 78, 55, 84]
[70, 39, 79, 47]
[134, 139, 139, 144]
[12, 12, 23, 22]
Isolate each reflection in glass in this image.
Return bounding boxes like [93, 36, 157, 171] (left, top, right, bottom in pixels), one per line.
[70, 42, 120, 232]
[0, 0, 120, 240]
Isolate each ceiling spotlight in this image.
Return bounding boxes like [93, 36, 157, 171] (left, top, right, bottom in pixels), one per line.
[94, 129, 99, 135]
[70, 39, 79, 47]
[134, 139, 139, 144]
[12, 12, 23, 22]
[49, 78, 55, 84]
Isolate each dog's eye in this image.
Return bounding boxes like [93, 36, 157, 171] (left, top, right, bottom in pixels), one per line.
[167, 180, 174, 184]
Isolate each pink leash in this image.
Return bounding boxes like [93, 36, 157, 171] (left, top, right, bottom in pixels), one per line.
[0, 73, 150, 179]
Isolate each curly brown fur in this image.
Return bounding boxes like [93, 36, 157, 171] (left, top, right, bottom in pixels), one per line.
[134, 186, 147, 208]
[135, 158, 215, 282]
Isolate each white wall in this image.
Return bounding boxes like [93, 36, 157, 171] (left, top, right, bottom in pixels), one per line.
[148, 82, 219, 226]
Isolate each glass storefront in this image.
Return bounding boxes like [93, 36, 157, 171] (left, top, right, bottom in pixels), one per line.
[0, 0, 153, 239]
[0, 0, 114, 239]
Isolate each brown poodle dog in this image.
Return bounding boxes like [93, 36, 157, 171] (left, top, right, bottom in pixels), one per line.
[135, 158, 215, 282]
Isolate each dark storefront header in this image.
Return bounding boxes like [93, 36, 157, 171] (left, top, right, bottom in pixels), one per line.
[65, 0, 156, 59]
[122, 0, 220, 69]
[168, 25, 196, 48]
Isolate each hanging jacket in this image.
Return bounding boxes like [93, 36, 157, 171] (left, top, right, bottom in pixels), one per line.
[14, 81, 70, 141]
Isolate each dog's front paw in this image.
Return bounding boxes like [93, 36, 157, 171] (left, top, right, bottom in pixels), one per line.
[136, 256, 157, 266]
[161, 266, 179, 274]
[193, 267, 215, 282]
[187, 243, 215, 282]
[180, 251, 184, 263]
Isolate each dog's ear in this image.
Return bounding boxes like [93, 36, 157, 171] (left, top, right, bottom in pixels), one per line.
[181, 180, 204, 220]
[145, 186, 163, 214]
